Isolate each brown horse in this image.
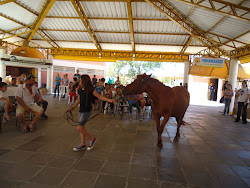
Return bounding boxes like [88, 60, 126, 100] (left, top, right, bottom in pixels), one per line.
[123, 74, 190, 147]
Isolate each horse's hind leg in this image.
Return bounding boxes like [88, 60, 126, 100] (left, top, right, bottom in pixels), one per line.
[175, 117, 183, 137]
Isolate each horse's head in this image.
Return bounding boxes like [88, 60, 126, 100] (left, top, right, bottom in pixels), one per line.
[123, 73, 151, 96]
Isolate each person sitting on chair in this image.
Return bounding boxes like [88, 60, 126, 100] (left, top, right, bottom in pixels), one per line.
[69, 82, 77, 104]
[114, 86, 125, 114]
[8, 77, 18, 87]
[16, 75, 44, 133]
[128, 94, 142, 121]
[102, 84, 113, 113]
[0, 82, 15, 121]
[34, 82, 48, 120]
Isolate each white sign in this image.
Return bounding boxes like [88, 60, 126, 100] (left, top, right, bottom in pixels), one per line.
[192, 57, 224, 68]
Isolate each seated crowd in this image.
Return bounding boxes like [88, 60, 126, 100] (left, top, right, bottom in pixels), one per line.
[0, 75, 48, 132]
[0, 73, 150, 133]
[54, 73, 149, 120]
[54, 73, 149, 121]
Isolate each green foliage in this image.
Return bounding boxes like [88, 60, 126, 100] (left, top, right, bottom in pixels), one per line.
[158, 77, 170, 85]
[107, 61, 162, 80]
[106, 61, 126, 77]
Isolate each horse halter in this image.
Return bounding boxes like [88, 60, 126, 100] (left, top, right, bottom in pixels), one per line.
[131, 76, 150, 94]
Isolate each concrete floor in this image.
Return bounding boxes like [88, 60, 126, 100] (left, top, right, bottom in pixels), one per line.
[0, 95, 249, 188]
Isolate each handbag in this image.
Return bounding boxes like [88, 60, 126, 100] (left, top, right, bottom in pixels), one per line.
[220, 96, 224, 103]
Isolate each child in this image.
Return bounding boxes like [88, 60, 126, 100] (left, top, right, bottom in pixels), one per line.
[67, 75, 115, 151]
[94, 82, 104, 110]
[69, 82, 77, 103]
[102, 84, 113, 113]
[0, 82, 15, 121]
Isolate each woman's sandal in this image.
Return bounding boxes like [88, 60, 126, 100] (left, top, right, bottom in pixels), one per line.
[29, 127, 36, 132]
[23, 129, 29, 133]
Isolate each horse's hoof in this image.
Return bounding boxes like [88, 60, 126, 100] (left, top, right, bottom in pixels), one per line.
[173, 136, 179, 142]
[157, 142, 163, 147]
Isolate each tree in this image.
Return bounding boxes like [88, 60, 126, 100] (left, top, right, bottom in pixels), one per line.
[107, 61, 162, 81]
[125, 61, 162, 78]
[106, 61, 126, 78]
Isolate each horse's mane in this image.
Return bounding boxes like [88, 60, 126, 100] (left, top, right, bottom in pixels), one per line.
[147, 77, 168, 88]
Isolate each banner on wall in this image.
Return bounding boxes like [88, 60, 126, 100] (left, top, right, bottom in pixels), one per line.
[192, 57, 225, 68]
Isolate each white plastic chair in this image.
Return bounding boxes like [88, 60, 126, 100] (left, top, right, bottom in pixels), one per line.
[59, 85, 69, 101]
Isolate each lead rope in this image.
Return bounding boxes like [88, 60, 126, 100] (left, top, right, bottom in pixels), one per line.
[63, 96, 127, 126]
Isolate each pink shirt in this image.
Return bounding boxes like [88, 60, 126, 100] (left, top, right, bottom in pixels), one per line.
[224, 90, 233, 99]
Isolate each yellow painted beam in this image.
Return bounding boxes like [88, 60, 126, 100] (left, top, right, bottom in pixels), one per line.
[180, 36, 193, 54]
[239, 55, 250, 64]
[70, 0, 101, 50]
[23, 0, 56, 46]
[230, 44, 250, 58]
[0, 0, 16, 5]
[127, 0, 135, 52]
[50, 48, 189, 62]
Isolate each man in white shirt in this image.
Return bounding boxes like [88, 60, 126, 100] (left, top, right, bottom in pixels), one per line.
[8, 77, 18, 87]
[235, 80, 250, 124]
[16, 75, 44, 132]
[115, 76, 121, 87]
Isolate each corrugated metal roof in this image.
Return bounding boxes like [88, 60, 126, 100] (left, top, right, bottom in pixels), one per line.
[136, 44, 182, 53]
[3, 36, 24, 44]
[237, 33, 250, 44]
[32, 32, 43, 40]
[135, 34, 189, 45]
[18, 0, 45, 14]
[96, 33, 130, 43]
[44, 31, 92, 41]
[188, 8, 224, 31]
[210, 17, 250, 39]
[190, 38, 204, 46]
[89, 20, 129, 32]
[47, 1, 78, 17]
[81, 1, 127, 18]
[133, 20, 187, 33]
[40, 18, 86, 30]
[167, 0, 193, 18]
[0, 17, 22, 31]
[101, 43, 132, 51]
[0, 2, 36, 26]
[207, 33, 228, 44]
[30, 40, 52, 48]
[185, 47, 207, 54]
[242, 1, 250, 19]
[56, 42, 96, 49]
[226, 41, 244, 48]
[132, 2, 167, 18]
[0, 0, 249, 56]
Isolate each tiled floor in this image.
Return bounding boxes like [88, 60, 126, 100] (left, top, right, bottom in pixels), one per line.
[0, 95, 249, 188]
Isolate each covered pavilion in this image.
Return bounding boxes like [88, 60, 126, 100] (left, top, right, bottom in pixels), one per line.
[0, 0, 250, 187]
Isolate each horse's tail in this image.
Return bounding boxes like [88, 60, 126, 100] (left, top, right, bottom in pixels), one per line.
[181, 121, 189, 126]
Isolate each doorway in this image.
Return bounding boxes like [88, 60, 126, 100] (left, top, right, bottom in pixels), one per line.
[209, 78, 218, 101]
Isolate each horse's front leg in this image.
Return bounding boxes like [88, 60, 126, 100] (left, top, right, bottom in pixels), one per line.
[154, 113, 170, 147]
[158, 114, 170, 146]
[153, 113, 162, 147]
